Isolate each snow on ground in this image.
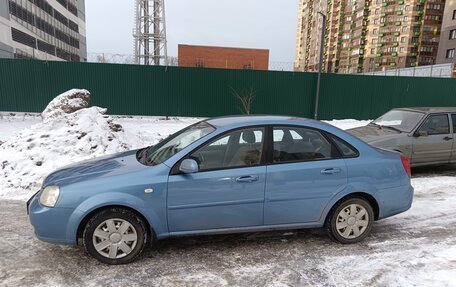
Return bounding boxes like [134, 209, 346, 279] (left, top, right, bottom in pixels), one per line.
[0, 112, 41, 142]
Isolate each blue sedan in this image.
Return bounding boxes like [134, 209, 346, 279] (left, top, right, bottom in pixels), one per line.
[28, 116, 414, 264]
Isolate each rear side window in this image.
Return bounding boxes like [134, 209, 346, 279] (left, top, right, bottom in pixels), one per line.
[272, 126, 339, 163]
[329, 135, 358, 157]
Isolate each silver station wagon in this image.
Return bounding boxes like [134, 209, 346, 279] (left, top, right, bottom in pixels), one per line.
[348, 107, 456, 167]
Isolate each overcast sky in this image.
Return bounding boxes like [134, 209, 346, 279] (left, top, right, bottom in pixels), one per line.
[85, 0, 299, 63]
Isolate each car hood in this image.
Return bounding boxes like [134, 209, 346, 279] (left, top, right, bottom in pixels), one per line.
[347, 125, 403, 144]
[43, 149, 146, 187]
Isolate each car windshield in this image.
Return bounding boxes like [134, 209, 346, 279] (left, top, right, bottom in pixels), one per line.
[372, 110, 424, 132]
[138, 121, 215, 166]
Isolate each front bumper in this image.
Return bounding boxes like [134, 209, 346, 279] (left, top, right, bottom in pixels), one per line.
[27, 192, 76, 244]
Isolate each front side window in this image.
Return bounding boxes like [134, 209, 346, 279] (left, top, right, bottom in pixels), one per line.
[272, 127, 337, 163]
[189, 127, 264, 171]
[140, 122, 215, 165]
[418, 114, 450, 135]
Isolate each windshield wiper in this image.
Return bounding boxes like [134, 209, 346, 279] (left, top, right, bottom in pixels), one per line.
[382, 125, 402, 133]
[369, 122, 381, 128]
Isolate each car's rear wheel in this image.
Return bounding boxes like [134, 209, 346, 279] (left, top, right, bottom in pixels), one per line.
[326, 197, 374, 244]
[83, 208, 148, 264]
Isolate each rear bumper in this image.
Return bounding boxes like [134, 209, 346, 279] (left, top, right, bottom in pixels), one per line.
[377, 184, 414, 220]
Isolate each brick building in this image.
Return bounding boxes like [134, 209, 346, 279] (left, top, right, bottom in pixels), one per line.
[178, 44, 269, 70]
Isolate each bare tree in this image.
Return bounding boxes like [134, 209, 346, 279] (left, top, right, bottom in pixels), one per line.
[230, 86, 257, 115]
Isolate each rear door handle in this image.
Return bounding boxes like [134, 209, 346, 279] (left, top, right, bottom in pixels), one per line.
[321, 168, 341, 175]
[443, 136, 453, 141]
[235, 175, 259, 183]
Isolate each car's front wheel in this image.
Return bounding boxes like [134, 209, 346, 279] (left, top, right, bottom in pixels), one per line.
[326, 197, 374, 244]
[83, 208, 148, 264]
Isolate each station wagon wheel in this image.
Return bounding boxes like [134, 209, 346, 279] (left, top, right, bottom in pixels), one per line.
[83, 208, 148, 265]
[326, 198, 374, 244]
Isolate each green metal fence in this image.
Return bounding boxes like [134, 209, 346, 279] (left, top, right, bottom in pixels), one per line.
[1, 59, 455, 120]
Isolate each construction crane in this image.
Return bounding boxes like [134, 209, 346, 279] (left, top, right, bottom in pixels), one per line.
[133, 0, 168, 65]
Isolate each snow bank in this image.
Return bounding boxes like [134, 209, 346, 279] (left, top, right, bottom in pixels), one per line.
[0, 91, 141, 199]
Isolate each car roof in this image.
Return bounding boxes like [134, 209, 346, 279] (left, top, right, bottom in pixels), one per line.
[395, 107, 456, 113]
[205, 115, 318, 128]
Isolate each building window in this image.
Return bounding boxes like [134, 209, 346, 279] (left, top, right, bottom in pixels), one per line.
[446, 49, 455, 59]
[400, 47, 405, 52]
[450, 29, 456, 39]
[453, 10, 456, 20]
[373, 28, 378, 34]
[196, 59, 204, 68]
[244, 62, 253, 70]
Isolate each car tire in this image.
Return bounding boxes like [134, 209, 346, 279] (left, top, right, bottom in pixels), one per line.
[326, 197, 374, 244]
[83, 208, 148, 265]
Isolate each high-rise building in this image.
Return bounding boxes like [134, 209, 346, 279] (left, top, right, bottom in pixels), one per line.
[0, 0, 86, 61]
[436, 0, 456, 63]
[295, 0, 446, 74]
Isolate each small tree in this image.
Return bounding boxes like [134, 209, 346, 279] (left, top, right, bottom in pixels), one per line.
[230, 86, 256, 115]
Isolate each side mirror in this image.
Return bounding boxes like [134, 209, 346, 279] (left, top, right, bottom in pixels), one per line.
[179, 159, 199, 174]
[415, 130, 428, 137]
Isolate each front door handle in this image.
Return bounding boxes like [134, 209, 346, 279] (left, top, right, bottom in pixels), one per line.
[235, 175, 259, 183]
[321, 168, 341, 175]
[443, 136, 453, 141]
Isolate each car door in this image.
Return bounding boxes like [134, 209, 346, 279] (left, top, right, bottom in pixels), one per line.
[264, 126, 348, 225]
[167, 127, 266, 232]
[412, 114, 453, 165]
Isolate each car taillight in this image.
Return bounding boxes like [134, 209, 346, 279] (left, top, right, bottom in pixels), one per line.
[401, 156, 411, 178]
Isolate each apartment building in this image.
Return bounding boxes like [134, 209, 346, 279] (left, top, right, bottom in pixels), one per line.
[295, 0, 446, 74]
[436, 0, 456, 63]
[0, 0, 86, 61]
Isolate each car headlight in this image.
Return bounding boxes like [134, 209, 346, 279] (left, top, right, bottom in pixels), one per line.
[39, 185, 60, 207]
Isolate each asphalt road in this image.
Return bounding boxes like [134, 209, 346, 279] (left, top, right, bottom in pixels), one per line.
[1, 165, 455, 287]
